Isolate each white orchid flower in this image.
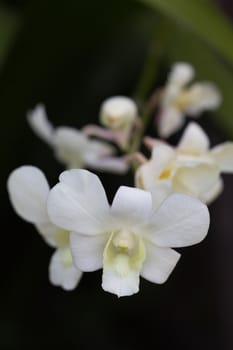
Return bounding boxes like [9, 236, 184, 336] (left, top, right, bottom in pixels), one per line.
[157, 62, 221, 138]
[27, 104, 129, 174]
[7, 166, 82, 291]
[47, 169, 209, 298]
[136, 122, 233, 206]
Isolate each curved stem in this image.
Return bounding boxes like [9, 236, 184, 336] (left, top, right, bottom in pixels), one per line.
[129, 16, 171, 156]
[133, 16, 168, 105]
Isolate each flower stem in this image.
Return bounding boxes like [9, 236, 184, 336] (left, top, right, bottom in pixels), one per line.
[129, 16, 170, 156]
[133, 16, 168, 105]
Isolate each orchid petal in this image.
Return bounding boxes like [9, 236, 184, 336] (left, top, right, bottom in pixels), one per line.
[102, 263, 140, 297]
[70, 232, 109, 271]
[168, 62, 194, 87]
[85, 155, 129, 174]
[151, 142, 175, 172]
[53, 127, 88, 168]
[36, 222, 59, 248]
[27, 104, 54, 145]
[49, 248, 82, 291]
[48, 169, 111, 235]
[201, 178, 223, 204]
[111, 186, 152, 225]
[173, 163, 220, 199]
[177, 122, 210, 153]
[147, 193, 209, 248]
[141, 242, 180, 284]
[211, 142, 233, 173]
[7, 166, 50, 224]
[157, 107, 184, 138]
[184, 82, 222, 116]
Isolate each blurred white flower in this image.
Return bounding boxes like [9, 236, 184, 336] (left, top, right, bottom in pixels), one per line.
[7, 166, 82, 291]
[136, 122, 233, 206]
[47, 169, 209, 297]
[157, 62, 221, 138]
[27, 104, 129, 174]
[100, 96, 137, 130]
[97, 96, 139, 150]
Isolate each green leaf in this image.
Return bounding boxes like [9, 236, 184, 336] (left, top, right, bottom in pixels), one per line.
[0, 7, 21, 69]
[138, 0, 233, 65]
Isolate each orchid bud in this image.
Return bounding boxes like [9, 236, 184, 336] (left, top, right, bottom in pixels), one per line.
[100, 96, 137, 130]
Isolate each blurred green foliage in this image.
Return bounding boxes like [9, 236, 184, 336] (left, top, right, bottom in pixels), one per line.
[139, 0, 233, 64]
[0, 5, 20, 68]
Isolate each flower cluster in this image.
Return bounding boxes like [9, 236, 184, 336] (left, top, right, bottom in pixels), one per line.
[7, 62, 233, 297]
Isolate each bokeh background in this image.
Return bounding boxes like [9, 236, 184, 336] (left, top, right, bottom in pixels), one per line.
[1, 0, 233, 348]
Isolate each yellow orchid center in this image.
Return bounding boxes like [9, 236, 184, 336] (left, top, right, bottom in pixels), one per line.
[59, 246, 73, 267]
[55, 229, 70, 247]
[112, 230, 136, 254]
[159, 168, 172, 180]
[104, 230, 146, 277]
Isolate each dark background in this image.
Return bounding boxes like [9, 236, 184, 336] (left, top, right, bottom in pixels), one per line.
[1, 0, 233, 348]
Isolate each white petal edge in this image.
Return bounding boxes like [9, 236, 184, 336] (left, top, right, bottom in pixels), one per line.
[111, 186, 152, 224]
[27, 104, 54, 145]
[135, 162, 156, 191]
[7, 166, 50, 224]
[211, 142, 233, 173]
[36, 222, 59, 248]
[147, 193, 210, 248]
[87, 139, 115, 157]
[157, 107, 184, 138]
[49, 249, 83, 291]
[70, 232, 109, 271]
[53, 127, 89, 168]
[149, 184, 172, 211]
[201, 178, 223, 204]
[141, 242, 180, 284]
[135, 162, 172, 207]
[168, 62, 195, 87]
[47, 169, 111, 235]
[151, 142, 175, 172]
[86, 156, 129, 174]
[54, 127, 87, 149]
[184, 82, 222, 116]
[102, 264, 140, 297]
[177, 122, 210, 153]
[173, 163, 220, 199]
